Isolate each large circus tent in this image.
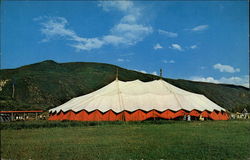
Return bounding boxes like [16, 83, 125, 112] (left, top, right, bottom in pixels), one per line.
[49, 78, 229, 121]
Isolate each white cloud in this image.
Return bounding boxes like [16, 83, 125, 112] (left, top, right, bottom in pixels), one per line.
[191, 76, 220, 83]
[117, 58, 129, 62]
[37, 16, 105, 50]
[191, 25, 209, 31]
[190, 75, 249, 88]
[98, 1, 134, 12]
[36, 1, 152, 51]
[70, 38, 105, 51]
[151, 71, 157, 76]
[103, 35, 125, 45]
[96, 1, 152, 46]
[117, 58, 124, 62]
[219, 76, 249, 87]
[121, 15, 137, 23]
[158, 29, 178, 38]
[134, 70, 158, 76]
[154, 43, 163, 50]
[169, 44, 183, 51]
[134, 70, 147, 74]
[213, 63, 240, 73]
[190, 45, 198, 49]
[140, 70, 147, 74]
[163, 60, 175, 64]
[110, 23, 153, 45]
[38, 17, 76, 42]
[113, 23, 152, 34]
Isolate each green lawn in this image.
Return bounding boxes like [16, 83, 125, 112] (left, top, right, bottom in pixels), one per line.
[1, 120, 250, 160]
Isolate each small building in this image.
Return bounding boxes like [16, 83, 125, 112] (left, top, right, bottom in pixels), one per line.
[0, 110, 44, 122]
[231, 108, 249, 120]
[235, 112, 244, 119]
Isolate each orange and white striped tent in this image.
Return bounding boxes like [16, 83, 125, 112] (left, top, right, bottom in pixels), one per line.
[49, 79, 229, 121]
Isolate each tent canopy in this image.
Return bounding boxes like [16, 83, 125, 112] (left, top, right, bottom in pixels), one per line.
[49, 79, 225, 114]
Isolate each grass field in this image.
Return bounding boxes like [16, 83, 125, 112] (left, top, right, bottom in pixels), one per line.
[1, 120, 250, 160]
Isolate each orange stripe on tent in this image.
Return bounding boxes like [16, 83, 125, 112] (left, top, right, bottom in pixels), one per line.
[189, 110, 200, 117]
[221, 112, 229, 120]
[89, 110, 103, 121]
[159, 110, 174, 119]
[56, 111, 64, 121]
[49, 109, 229, 121]
[102, 110, 117, 121]
[208, 111, 219, 120]
[172, 110, 187, 119]
[48, 114, 56, 120]
[218, 112, 223, 120]
[61, 111, 73, 120]
[201, 111, 209, 118]
[67, 111, 77, 121]
[145, 110, 158, 120]
[128, 110, 147, 121]
[117, 111, 126, 121]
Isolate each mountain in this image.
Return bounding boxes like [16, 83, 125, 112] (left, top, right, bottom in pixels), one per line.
[0, 60, 249, 112]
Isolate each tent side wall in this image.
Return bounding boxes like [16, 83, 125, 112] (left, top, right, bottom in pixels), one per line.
[48, 109, 229, 121]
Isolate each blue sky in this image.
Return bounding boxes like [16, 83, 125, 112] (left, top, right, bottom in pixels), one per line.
[1, 0, 249, 87]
